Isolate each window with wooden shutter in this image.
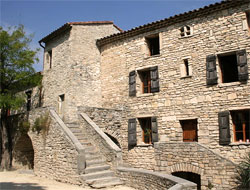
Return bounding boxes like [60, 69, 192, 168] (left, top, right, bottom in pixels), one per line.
[151, 117, 158, 143]
[150, 66, 160, 93]
[236, 49, 248, 82]
[180, 119, 198, 142]
[206, 55, 217, 85]
[218, 111, 230, 145]
[129, 71, 136, 96]
[128, 118, 137, 148]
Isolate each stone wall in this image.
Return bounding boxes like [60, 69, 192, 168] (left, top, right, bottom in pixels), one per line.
[154, 142, 237, 190]
[100, 2, 250, 166]
[42, 24, 120, 123]
[28, 107, 82, 185]
[116, 166, 197, 190]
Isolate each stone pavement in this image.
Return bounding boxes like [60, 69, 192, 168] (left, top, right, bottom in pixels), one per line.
[0, 170, 136, 190]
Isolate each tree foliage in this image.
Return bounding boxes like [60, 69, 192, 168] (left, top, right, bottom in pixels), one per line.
[0, 25, 41, 170]
[236, 153, 250, 189]
[0, 25, 41, 111]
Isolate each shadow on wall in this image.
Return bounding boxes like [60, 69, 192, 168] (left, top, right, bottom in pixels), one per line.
[105, 132, 121, 148]
[13, 134, 34, 169]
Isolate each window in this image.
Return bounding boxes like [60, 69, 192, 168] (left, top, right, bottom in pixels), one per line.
[180, 59, 192, 78]
[58, 94, 65, 115]
[47, 50, 52, 69]
[129, 66, 160, 96]
[231, 110, 250, 143]
[26, 90, 32, 111]
[218, 53, 239, 83]
[246, 11, 250, 31]
[128, 117, 158, 148]
[139, 70, 151, 93]
[180, 25, 192, 37]
[206, 49, 248, 85]
[145, 35, 160, 56]
[139, 118, 152, 144]
[180, 119, 198, 142]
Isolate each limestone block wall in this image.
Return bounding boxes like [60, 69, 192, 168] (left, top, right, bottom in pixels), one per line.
[154, 142, 237, 190]
[100, 2, 250, 166]
[28, 107, 81, 185]
[42, 24, 120, 123]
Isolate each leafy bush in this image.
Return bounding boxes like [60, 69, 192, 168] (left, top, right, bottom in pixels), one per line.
[235, 153, 250, 190]
[18, 120, 30, 134]
[32, 112, 50, 137]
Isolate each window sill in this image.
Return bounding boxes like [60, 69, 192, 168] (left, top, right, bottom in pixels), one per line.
[218, 81, 241, 88]
[137, 143, 153, 147]
[144, 54, 161, 60]
[180, 75, 192, 79]
[179, 34, 195, 39]
[137, 93, 154, 97]
[229, 142, 250, 146]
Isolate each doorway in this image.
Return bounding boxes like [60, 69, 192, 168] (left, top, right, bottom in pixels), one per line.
[172, 171, 201, 190]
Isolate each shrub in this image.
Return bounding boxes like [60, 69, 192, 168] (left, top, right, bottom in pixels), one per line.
[235, 153, 250, 190]
[32, 112, 50, 137]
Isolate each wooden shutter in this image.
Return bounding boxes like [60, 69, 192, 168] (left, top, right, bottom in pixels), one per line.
[151, 117, 158, 143]
[128, 118, 137, 147]
[129, 71, 136, 96]
[218, 111, 230, 145]
[150, 66, 160, 93]
[236, 50, 248, 82]
[206, 55, 218, 85]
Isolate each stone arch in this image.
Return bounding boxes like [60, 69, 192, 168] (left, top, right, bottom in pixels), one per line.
[13, 133, 34, 169]
[169, 163, 204, 175]
[104, 132, 121, 148]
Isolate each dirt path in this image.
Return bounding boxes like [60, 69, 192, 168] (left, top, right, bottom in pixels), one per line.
[0, 170, 135, 190]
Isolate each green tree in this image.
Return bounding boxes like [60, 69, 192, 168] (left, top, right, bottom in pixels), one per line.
[0, 25, 41, 170]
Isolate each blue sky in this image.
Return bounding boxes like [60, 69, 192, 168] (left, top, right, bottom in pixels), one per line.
[1, 0, 221, 71]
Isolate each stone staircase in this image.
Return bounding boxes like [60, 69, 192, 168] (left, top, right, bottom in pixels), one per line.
[67, 123, 123, 188]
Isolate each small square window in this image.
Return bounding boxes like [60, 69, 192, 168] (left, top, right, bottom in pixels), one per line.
[180, 119, 198, 142]
[180, 26, 192, 37]
[218, 53, 239, 83]
[231, 110, 250, 143]
[145, 35, 160, 56]
[139, 118, 152, 144]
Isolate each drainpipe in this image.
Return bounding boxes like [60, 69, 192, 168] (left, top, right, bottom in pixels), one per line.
[39, 41, 45, 49]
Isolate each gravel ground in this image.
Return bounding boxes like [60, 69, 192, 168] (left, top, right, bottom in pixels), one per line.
[0, 170, 135, 190]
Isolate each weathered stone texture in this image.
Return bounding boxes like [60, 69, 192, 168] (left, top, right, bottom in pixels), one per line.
[28, 108, 81, 185]
[42, 24, 120, 123]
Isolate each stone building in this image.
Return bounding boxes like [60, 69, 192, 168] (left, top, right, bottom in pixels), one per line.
[13, 0, 250, 190]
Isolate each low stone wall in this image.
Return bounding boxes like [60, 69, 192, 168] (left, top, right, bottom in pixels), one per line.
[117, 167, 197, 190]
[154, 142, 237, 190]
[28, 107, 83, 185]
[78, 106, 123, 143]
[79, 113, 122, 168]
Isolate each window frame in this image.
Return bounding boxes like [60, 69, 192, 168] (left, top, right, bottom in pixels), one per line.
[145, 34, 160, 56]
[180, 25, 193, 37]
[231, 110, 250, 143]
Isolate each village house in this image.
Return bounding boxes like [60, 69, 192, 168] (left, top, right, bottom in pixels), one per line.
[12, 0, 250, 189]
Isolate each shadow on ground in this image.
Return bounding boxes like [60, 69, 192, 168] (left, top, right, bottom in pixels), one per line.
[0, 182, 46, 190]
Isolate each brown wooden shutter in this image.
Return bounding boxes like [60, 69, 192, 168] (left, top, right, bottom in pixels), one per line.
[151, 117, 158, 143]
[129, 71, 136, 96]
[236, 49, 248, 82]
[150, 66, 160, 93]
[206, 55, 218, 85]
[128, 118, 137, 148]
[218, 111, 230, 145]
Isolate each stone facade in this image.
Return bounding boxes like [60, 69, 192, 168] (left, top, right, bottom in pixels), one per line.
[28, 1, 250, 189]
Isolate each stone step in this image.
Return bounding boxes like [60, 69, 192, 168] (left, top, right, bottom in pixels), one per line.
[69, 128, 82, 133]
[79, 140, 92, 146]
[86, 159, 106, 167]
[74, 135, 88, 141]
[86, 176, 120, 185]
[85, 164, 110, 174]
[85, 154, 103, 161]
[84, 146, 95, 152]
[81, 170, 114, 180]
[91, 180, 123, 189]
